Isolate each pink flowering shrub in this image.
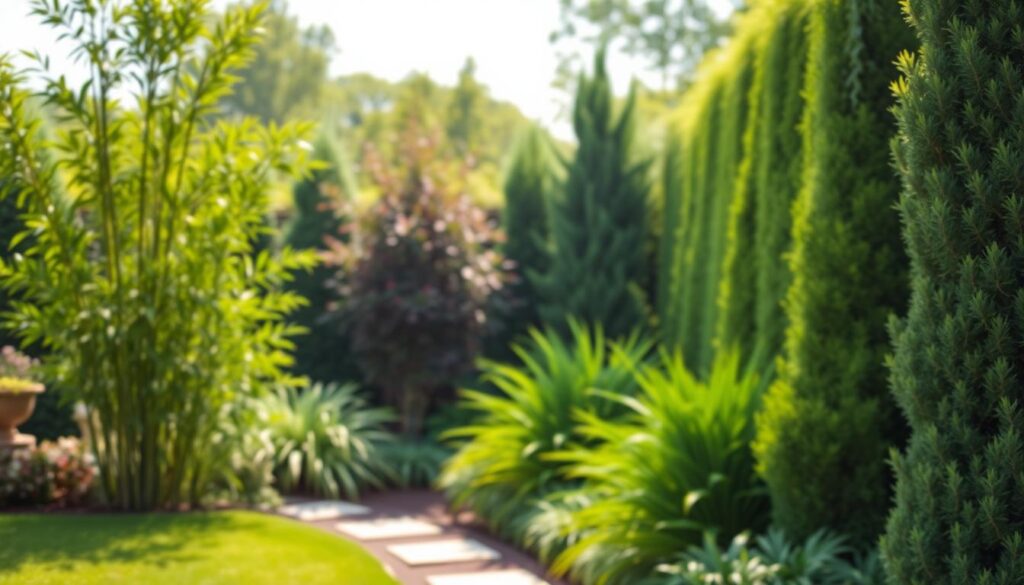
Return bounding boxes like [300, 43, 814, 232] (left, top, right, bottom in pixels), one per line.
[0, 437, 94, 508]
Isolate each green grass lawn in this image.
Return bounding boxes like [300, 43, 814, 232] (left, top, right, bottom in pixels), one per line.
[0, 510, 398, 585]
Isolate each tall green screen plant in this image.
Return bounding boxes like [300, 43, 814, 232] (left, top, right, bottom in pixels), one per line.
[0, 0, 315, 510]
[754, 0, 914, 545]
[284, 133, 360, 384]
[501, 124, 552, 338]
[533, 50, 650, 338]
[882, 0, 1024, 581]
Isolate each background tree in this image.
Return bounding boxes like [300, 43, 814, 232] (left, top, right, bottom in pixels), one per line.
[753, 0, 913, 546]
[284, 134, 360, 384]
[446, 57, 486, 158]
[881, 0, 1024, 581]
[550, 0, 734, 91]
[533, 50, 650, 338]
[222, 0, 334, 123]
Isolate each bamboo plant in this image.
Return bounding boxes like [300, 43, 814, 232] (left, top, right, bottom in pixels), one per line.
[0, 0, 316, 510]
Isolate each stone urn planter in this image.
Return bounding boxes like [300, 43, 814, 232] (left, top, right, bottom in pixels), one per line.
[0, 382, 44, 449]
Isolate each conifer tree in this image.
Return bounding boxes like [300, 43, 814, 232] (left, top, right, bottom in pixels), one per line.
[882, 0, 1024, 581]
[533, 50, 650, 337]
[284, 134, 359, 383]
[501, 125, 552, 337]
[754, 0, 913, 545]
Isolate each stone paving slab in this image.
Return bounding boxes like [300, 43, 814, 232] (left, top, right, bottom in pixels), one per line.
[427, 569, 550, 585]
[277, 500, 371, 521]
[336, 516, 443, 540]
[387, 538, 501, 566]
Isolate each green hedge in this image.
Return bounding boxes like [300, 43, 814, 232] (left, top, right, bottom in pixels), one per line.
[754, 0, 914, 545]
[881, 0, 1024, 581]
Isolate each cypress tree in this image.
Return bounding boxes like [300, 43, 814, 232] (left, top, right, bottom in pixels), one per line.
[754, 0, 914, 544]
[746, 1, 809, 372]
[284, 134, 360, 383]
[534, 50, 650, 338]
[882, 0, 1024, 581]
[501, 124, 552, 336]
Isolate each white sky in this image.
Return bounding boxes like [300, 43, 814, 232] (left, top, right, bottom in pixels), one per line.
[0, 0, 733, 140]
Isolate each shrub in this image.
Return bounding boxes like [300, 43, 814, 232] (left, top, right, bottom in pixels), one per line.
[532, 50, 651, 338]
[208, 403, 281, 507]
[0, 437, 94, 508]
[284, 134, 362, 384]
[656, 528, 883, 585]
[753, 0, 914, 545]
[550, 350, 766, 585]
[326, 126, 504, 436]
[439, 321, 650, 543]
[261, 382, 394, 500]
[881, 1, 1024, 582]
[0, 1, 316, 510]
[494, 124, 554, 348]
[379, 439, 450, 489]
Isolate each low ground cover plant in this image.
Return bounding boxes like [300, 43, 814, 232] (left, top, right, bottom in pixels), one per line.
[0, 437, 94, 508]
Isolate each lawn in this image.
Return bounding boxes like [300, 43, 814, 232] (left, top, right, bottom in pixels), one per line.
[0, 510, 398, 585]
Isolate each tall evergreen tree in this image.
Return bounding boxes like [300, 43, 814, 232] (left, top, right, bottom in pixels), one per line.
[501, 125, 552, 337]
[533, 50, 650, 337]
[754, 0, 913, 545]
[882, 0, 1024, 581]
[284, 134, 360, 383]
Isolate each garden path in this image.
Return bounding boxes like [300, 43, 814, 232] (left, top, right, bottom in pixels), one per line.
[277, 489, 567, 585]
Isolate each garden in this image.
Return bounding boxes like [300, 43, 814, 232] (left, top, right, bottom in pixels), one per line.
[0, 0, 1021, 584]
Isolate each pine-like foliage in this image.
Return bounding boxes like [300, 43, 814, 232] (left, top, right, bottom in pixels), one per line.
[754, 0, 914, 545]
[882, 0, 1024, 581]
[500, 125, 553, 339]
[284, 134, 360, 384]
[658, 29, 757, 374]
[533, 50, 650, 338]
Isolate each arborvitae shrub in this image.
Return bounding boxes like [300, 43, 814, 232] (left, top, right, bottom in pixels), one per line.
[754, 0, 914, 545]
[746, 0, 809, 373]
[496, 125, 552, 344]
[284, 135, 361, 384]
[882, 0, 1024, 581]
[533, 51, 650, 338]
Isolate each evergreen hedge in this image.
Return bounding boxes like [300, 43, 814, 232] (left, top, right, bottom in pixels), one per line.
[284, 135, 360, 384]
[754, 0, 913, 545]
[881, 0, 1024, 581]
[534, 51, 650, 338]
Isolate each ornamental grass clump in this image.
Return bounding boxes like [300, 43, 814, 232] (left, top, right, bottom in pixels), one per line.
[0, 0, 316, 510]
[551, 350, 767, 585]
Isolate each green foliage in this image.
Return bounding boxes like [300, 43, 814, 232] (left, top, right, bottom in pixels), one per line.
[656, 528, 884, 585]
[551, 350, 767, 585]
[660, 38, 756, 373]
[0, 1, 316, 510]
[497, 124, 554, 343]
[534, 51, 651, 337]
[326, 128, 504, 436]
[207, 404, 280, 507]
[439, 321, 650, 544]
[379, 439, 451, 489]
[754, 0, 913, 545]
[881, 0, 1024, 582]
[262, 382, 393, 500]
[551, 0, 731, 91]
[222, 0, 334, 123]
[284, 134, 361, 384]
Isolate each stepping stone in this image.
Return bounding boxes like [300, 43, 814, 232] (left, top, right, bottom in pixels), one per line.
[336, 516, 443, 540]
[386, 538, 501, 566]
[427, 570, 550, 585]
[277, 500, 371, 521]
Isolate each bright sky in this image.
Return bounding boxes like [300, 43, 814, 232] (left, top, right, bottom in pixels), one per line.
[0, 0, 733, 139]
